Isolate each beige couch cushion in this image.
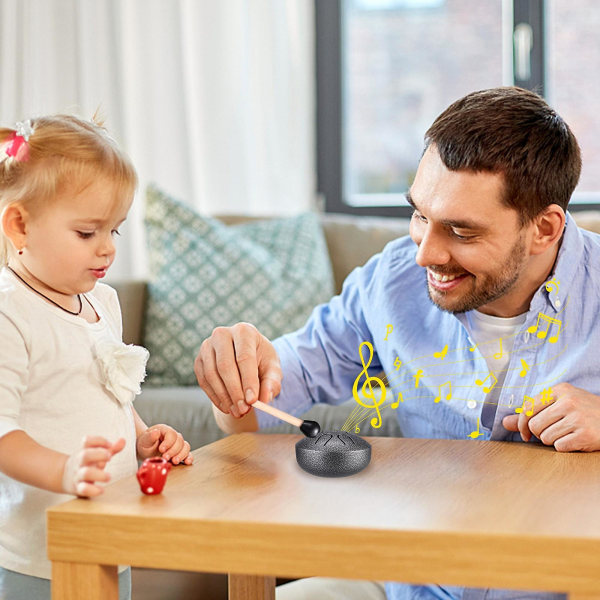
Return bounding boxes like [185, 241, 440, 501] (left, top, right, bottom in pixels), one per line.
[218, 213, 410, 293]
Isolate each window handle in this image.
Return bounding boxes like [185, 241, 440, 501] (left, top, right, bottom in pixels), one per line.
[513, 22, 533, 81]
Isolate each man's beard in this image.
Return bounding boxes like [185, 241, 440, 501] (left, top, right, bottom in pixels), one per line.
[427, 234, 528, 314]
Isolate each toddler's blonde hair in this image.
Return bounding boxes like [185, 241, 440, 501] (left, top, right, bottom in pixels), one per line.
[0, 114, 137, 266]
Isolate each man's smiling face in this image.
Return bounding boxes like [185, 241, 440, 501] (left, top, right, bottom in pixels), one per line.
[408, 146, 536, 317]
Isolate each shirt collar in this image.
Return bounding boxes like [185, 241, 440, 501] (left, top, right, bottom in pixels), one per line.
[455, 211, 582, 329]
[530, 210, 581, 315]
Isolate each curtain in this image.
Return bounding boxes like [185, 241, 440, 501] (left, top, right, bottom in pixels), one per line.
[0, 0, 316, 278]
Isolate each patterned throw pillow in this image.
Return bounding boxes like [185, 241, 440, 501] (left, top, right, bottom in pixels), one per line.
[143, 186, 335, 386]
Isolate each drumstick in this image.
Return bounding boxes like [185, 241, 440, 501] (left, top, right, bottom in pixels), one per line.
[252, 400, 321, 438]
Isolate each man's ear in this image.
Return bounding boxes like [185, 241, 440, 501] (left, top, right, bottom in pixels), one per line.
[529, 204, 565, 256]
[1, 203, 29, 252]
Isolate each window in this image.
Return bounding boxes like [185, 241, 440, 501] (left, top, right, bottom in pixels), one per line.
[317, 0, 599, 216]
[546, 0, 600, 203]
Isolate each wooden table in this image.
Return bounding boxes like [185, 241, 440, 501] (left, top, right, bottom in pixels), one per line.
[47, 434, 600, 600]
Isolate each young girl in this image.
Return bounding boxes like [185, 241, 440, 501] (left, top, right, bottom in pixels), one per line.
[0, 116, 193, 600]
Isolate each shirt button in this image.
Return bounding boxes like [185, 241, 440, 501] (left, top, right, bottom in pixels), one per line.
[467, 400, 477, 409]
[555, 299, 562, 307]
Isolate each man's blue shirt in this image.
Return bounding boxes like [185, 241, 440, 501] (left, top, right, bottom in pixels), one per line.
[257, 213, 599, 599]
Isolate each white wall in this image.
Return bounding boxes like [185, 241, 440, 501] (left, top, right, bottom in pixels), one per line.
[0, 0, 316, 279]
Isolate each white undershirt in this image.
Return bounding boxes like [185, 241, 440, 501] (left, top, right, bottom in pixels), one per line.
[466, 309, 527, 429]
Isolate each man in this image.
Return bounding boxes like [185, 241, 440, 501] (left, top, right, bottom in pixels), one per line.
[194, 87, 600, 599]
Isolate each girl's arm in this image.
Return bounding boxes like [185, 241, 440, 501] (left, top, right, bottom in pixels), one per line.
[0, 430, 67, 493]
[0, 430, 125, 496]
[132, 407, 193, 465]
[133, 406, 149, 438]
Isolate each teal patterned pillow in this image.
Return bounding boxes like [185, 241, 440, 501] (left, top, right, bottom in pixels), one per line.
[143, 186, 335, 386]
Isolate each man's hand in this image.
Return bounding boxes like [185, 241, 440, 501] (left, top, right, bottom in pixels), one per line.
[194, 322, 282, 418]
[502, 383, 600, 452]
[137, 424, 193, 465]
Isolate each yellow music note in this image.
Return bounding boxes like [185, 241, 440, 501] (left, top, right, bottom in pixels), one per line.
[545, 278, 560, 293]
[414, 369, 424, 388]
[391, 391, 403, 408]
[471, 340, 502, 358]
[434, 344, 448, 360]
[468, 418, 483, 439]
[384, 324, 393, 341]
[493, 339, 503, 360]
[527, 313, 562, 343]
[434, 381, 452, 403]
[519, 359, 530, 378]
[355, 425, 360, 433]
[540, 387, 553, 405]
[515, 395, 535, 416]
[352, 341, 386, 428]
[475, 372, 497, 394]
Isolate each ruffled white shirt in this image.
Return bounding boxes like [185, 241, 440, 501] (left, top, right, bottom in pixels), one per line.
[96, 340, 149, 406]
[0, 268, 148, 579]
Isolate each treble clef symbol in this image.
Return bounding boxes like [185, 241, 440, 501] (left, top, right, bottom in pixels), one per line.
[352, 341, 387, 428]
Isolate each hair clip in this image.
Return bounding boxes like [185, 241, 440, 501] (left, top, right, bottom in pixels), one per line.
[1, 119, 34, 163]
[15, 120, 34, 141]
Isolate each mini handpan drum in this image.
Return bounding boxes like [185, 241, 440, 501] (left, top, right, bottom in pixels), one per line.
[295, 431, 372, 477]
[249, 400, 371, 477]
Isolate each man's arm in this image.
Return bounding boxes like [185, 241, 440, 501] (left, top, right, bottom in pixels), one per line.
[195, 251, 387, 432]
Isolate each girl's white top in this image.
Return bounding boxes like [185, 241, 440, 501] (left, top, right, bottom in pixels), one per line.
[0, 267, 148, 579]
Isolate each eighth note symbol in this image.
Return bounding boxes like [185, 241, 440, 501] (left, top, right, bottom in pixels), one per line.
[527, 313, 562, 343]
[493, 339, 503, 360]
[515, 395, 535, 416]
[519, 359, 530, 378]
[352, 341, 386, 428]
[391, 391, 403, 408]
[475, 372, 497, 394]
[468, 418, 483, 439]
[434, 344, 448, 360]
[434, 381, 452, 403]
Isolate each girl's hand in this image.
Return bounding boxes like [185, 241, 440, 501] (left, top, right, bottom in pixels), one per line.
[62, 436, 126, 497]
[136, 424, 193, 465]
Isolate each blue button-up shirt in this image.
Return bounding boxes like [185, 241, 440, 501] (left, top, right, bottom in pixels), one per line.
[257, 213, 597, 600]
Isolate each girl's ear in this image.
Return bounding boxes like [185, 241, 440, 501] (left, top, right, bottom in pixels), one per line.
[1, 203, 29, 252]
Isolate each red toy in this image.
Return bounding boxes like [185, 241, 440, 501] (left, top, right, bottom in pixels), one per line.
[136, 457, 171, 495]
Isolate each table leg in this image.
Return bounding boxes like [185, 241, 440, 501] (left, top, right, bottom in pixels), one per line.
[228, 573, 275, 600]
[52, 561, 118, 600]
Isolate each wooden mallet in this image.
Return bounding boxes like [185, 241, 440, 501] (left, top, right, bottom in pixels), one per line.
[252, 400, 321, 437]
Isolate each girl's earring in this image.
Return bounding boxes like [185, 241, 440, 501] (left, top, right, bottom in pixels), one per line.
[18, 248, 24, 255]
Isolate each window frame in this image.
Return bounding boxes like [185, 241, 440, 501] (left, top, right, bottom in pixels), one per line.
[316, 0, 598, 216]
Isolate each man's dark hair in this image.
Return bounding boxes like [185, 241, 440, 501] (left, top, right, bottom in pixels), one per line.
[424, 87, 582, 224]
